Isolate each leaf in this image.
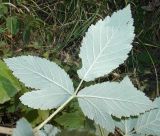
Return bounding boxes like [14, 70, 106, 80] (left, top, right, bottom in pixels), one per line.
[6, 16, 19, 35]
[38, 124, 60, 136]
[20, 89, 72, 110]
[114, 117, 137, 135]
[13, 118, 34, 136]
[58, 129, 94, 136]
[77, 76, 154, 132]
[131, 134, 144, 136]
[95, 124, 110, 136]
[55, 112, 85, 129]
[0, 60, 21, 89]
[78, 94, 115, 132]
[114, 97, 160, 136]
[25, 110, 49, 127]
[0, 28, 5, 34]
[4, 56, 74, 109]
[0, 60, 21, 103]
[0, 76, 17, 104]
[0, 4, 8, 18]
[77, 5, 135, 81]
[23, 25, 31, 45]
[134, 97, 160, 136]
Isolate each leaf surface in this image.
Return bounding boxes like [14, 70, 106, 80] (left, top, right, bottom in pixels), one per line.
[77, 77, 154, 132]
[13, 118, 33, 136]
[135, 97, 160, 136]
[0, 60, 21, 103]
[95, 124, 110, 136]
[114, 98, 160, 136]
[20, 89, 71, 110]
[55, 112, 85, 129]
[115, 118, 137, 135]
[4, 56, 74, 109]
[6, 16, 19, 35]
[78, 5, 135, 81]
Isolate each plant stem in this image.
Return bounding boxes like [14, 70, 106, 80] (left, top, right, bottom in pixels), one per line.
[34, 95, 75, 131]
[75, 79, 84, 94]
[35, 78, 84, 131]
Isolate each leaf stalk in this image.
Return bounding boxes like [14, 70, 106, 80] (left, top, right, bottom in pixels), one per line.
[34, 78, 85, 132]
[34, 95, 75, 131]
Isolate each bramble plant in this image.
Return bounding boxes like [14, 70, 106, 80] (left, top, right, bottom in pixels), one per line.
[3, 5, 160, 136]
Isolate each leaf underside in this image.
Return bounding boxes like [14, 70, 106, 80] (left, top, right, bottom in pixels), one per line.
[4, 56, 74, 110]
[78, 5, 135, 82]
[13, 118, 33, 136]
[5, 5, 158, 136]
[114, 97, 160, 136]
[77, 76, 154, 132]
[135, 97, 160, 136]
[115, 117, 137, 135]
[20, 89, 70, 110]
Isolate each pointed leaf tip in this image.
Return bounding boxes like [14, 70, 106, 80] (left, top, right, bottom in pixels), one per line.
[78, 5, 135, 81]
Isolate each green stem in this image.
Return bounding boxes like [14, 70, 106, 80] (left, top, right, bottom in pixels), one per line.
[75, 79, 84, 94]
[34, 78, 84, 131]
[35, 95, 75, 131]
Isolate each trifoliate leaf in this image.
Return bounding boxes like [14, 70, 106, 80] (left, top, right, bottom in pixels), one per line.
[134, 97, 160, 136]
[4, 56, 74, 109]
[13, 118, 33, 136]
[77, 77, 154, 132]
[77, 5, 135, 81]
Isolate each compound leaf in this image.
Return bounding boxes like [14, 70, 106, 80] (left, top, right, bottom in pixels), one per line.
[134, 97, 160, 136]
[77, 5, 135, 81]
[13, 118, 33, 136]
[4, 56, 74, 109]
[77, 77, 154, 132]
